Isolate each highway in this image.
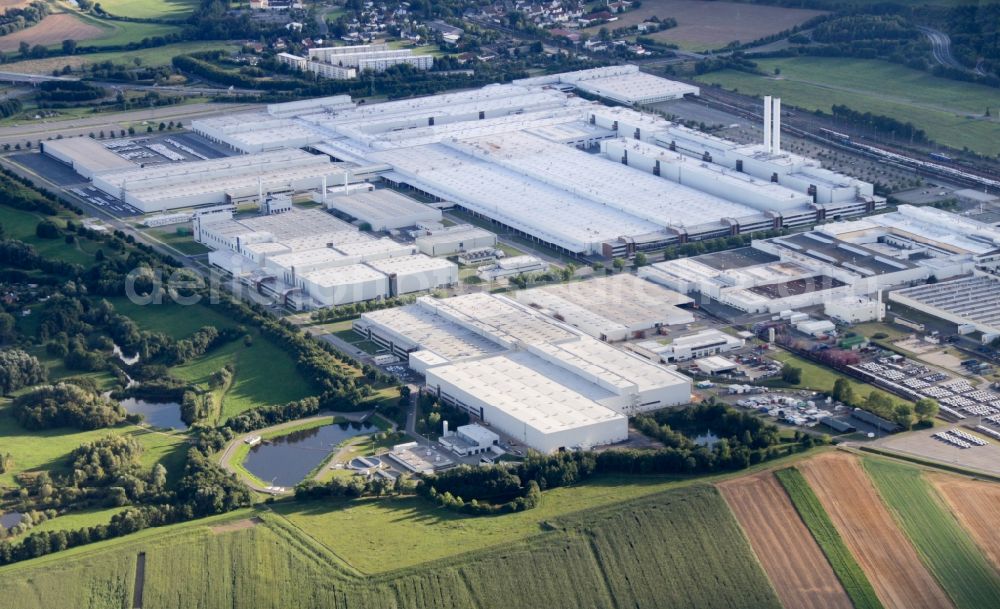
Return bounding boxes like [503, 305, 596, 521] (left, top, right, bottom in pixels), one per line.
[0, 101, 261, 147]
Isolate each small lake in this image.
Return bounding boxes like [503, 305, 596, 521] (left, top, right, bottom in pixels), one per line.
[243, 421, 377, 487]
[119, 397, 188, 431]
[0, 511, 23, 530]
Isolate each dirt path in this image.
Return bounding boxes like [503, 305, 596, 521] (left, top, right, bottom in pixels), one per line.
[799, 452, 954, 609]
[209, 516, 262, 535]
[719, 471, 853, 609]
[930, 474, 1000, 573]
[132, 552, 146, 609]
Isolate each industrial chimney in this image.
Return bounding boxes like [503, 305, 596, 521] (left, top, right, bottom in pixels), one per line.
[762, 96, 782, 154]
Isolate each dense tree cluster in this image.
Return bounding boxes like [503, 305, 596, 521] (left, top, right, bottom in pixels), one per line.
[11, 383, 126, 430]
[0, 349, 46, 395]
[418, 467, 542, 515]
[0, 1, 49, 36]
[35, 80, 106, 103]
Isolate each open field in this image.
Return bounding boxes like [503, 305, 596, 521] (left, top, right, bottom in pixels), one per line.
[95, 0, 199, 19]
[582, 0, 824, 51]
[864, 458, 1000, 609]
[775, 467, 883, 609]
[0, 406, 189, 487]
[143, 226, 210, 255]
[0, 41, 237, 74]
[103, 298, 319, 419]
[770, 349, 910, 404]
[695, 57, 1000, 156]
[798, 452, 953, 609]
[932, 475, 1000, 572]
[0, 13, 105, 52]
[0, 485, 781, 609]
[0, 204, 100, 266]
[719, 471, 853, 609]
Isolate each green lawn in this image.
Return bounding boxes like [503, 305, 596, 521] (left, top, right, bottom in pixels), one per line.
[72, 12, 183, 48]
[92, 0, 199, 19]
[11, 507, 125, 543]
[0, 484, 781, 609]
[0, 206, 98, 266]
[770, 350, 909, 405]
[0, 41, 238, 75]
[863, 458, 1000, 609]
[775, 467, 883, 609]
[0, 406, 188, 487]
[170, 334, 316, 421]
[695, 57, 1000, 156]
[143, 226, 210, 256]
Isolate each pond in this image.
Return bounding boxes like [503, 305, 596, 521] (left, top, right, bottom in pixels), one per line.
[119, 397, 188, 431]
[0, 511, 23, 530]
[243, 421, 378, 487]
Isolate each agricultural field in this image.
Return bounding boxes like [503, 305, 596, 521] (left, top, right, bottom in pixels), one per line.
[0, 11, 180, 53]
[0, 41, 237, 74]
[582, 0, 825, 51]
[93, 0, 199, 20]
[775, 467, 883, 609]
[798, 453, 953, 609]
[719, 471, 853, 609]
[932, 475, 1000, 572]
[695, 57, 1000, 156]
[864, 458, 1000, 609]
[0, 13, 105, 52]
[0, 485, 782, 609]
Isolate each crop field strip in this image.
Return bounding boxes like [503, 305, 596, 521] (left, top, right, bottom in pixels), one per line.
[797, 452, 954, 609]
[774, 467, 884, 609]
[863, 458, 1000, 609]
[0, 485, 782, 609]
[931, 475, 1000, 573]
[719, 471, 854, 609]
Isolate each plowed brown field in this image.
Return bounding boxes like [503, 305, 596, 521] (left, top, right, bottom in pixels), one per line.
[798, 453, 953, 609]
[931, 474, 1000, 573]
[0, 13, 104, 52]
[719, 471, 853, 609]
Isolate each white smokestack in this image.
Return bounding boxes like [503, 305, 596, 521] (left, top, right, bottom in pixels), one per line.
[322, 175, 328, 204]
[763, 96, 772, 153]
[773, 98, 781, 152]
[442, 420, 449, 437]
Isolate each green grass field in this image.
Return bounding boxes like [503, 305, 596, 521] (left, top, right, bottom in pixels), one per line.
[0, 406, 189, 487]
[0, 41, 238, 75]
[12, 507, 125, 543]
[0, 205, 99, 266]
[143, 226, 210, 256]
[92, 0, 199, 19]
[775, 467, 884, 609]
[0, 484, 781, 609]
[770, 350, 909, 405]
[72, 12, 182, 48]
[863, 458, 1000, 609]
[695, 57, 1000, 156]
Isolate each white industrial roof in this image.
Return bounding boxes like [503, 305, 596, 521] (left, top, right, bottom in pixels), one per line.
[429, 352, 625, 434]
[267, 247, 350, 269]
[371, 144, 662, 253]
[362, 303, 504, 361]
[44, 137, 138, 174]
[426, 293, 580, 347]
[452, 132, 761, 228]
[301, 263, 385, 287]
[531, 337, 690, 393]
[334, 238, 414, 258]
[366, 254, 455, 275]
[515, 274, 694, 333]
[326, 189, 439, 224]
[416, 225, 496, 246]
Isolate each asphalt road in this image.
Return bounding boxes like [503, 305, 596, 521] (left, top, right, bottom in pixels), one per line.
[0, 102, 260, 147]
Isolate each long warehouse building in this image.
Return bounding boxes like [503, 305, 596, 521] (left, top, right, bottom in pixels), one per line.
[354, 292, 692, 453]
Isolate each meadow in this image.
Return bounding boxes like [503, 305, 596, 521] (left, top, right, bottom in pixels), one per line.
[0, 405, 189, 487]
[694, 57, 1000, 156]
[775, 467, 884, 609]
[770, 350, 909, 405]
[0, 41, 237, 74]
[864, 458, 1000, 609]
[93, 0, 199, 20]
[0, 485, 781, 609]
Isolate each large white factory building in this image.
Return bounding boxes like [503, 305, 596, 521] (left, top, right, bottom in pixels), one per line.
[196, 208, 457, 309]
[354, 292, 692, 453]
[177, 67, 882, 256]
